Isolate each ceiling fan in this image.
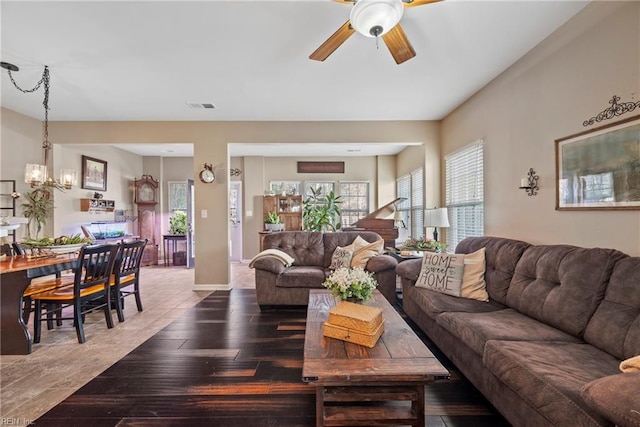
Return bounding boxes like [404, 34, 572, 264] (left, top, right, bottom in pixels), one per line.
[310, 0, 442, 65]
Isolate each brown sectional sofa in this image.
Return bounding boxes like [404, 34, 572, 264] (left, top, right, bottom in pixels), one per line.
[253, 231, 398, 309]
[396, 236, 640, 427]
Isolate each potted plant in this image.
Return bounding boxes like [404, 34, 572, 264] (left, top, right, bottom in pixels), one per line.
[400, 236, 447, 253]
[168, 211, 187, 235]
[303, 187, 342, 232]
[264, 210, 284, 232]
[21, 181, 61, 239]
[322, 267, 378, 302]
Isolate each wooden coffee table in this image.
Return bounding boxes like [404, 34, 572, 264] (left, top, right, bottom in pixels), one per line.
[303, 289, 449, 427]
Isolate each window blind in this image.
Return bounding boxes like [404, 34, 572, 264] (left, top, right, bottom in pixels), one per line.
[445, 139, 484, 250]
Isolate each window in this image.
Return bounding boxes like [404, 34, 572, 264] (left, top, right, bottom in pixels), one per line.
[339, 181, 369, 227]
[396, 168, 424, 241]
[304, 181, 335, 200]
[445, 139, 484, 250]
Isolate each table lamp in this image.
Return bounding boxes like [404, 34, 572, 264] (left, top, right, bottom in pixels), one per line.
[424, 207, 449, 242]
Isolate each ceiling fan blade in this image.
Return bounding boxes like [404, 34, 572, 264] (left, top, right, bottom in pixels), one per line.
[309, 21, 355, 62]
[382, 24, 416, 64]
[402, 0, 442, 8]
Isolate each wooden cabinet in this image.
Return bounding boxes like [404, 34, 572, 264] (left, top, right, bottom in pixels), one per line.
[263, 195, 302, 231]
[80, 198, 115, 212]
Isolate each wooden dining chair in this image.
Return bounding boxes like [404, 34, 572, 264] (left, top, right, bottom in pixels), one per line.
[31, 243, 120, 344]
[111, 239, 147, 322]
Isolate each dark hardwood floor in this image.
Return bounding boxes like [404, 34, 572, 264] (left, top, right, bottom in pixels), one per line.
[34, 290, 509, 426]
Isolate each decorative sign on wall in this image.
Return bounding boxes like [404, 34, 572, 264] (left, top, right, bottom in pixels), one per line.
[297, 161, 345, 174]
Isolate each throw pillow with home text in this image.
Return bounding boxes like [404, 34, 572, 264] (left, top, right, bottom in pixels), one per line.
[415, 252, 464, 297]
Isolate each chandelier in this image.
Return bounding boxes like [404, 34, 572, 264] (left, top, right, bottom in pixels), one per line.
[1, 62, 77, 189]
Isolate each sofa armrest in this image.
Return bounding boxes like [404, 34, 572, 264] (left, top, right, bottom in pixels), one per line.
[252, 258, 287, 275]
[365, 254, 397, 273]
[581, 373, 640, 427]
[395, 258, 423, 283]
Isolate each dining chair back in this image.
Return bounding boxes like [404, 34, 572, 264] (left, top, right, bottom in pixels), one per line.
[32, 243, 119, 344]
[112, 239, 147, 322]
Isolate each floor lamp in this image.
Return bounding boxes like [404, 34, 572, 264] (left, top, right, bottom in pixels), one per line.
[424, 207, 449, 242]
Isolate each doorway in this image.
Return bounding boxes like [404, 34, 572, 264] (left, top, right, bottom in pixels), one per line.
[229, 181, 243, 262]
[186, 179, 195, 268]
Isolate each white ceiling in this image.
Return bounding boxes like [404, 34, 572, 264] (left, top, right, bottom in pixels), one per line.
[1, 0, 588, 157]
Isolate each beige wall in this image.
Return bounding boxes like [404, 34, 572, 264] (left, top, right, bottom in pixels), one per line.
[441, 1, 640, 256]
[52, 144, 142, 238]
[42, 121, 436, 288]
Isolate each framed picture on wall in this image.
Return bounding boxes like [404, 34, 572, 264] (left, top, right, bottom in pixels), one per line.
[168, 181, 188, 211]
[81, 155, 107, 191]
[555, 115, 640, 210]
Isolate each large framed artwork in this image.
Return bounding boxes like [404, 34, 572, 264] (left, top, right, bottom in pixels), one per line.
[555, 115, 640, 210]
[81, 155, 107, 191]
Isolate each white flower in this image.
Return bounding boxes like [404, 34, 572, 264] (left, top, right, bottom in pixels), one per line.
[10, 192, 20, 199]
[322, 267, 378, 301]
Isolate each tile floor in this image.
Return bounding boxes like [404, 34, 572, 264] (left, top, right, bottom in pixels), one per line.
[0, 261, 255, 422]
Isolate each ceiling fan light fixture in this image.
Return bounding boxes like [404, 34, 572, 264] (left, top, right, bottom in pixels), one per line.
[350, 0, 404, 38]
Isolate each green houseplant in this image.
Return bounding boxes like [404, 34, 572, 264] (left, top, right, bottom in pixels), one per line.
[303, 187, 342, 232]
[169, 211, 187, 235]
[21, 181, 61, 239]
[264, 210, 284, 232]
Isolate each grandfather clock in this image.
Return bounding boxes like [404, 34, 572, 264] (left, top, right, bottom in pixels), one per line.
[134, 175, 159, 266]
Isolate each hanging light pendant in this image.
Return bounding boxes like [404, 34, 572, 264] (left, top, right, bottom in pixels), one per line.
[350, 0, 404, 38]
[3, 62, 78, 189]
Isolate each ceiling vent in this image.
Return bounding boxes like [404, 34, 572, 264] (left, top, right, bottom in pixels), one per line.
[187, 102, 216, 109]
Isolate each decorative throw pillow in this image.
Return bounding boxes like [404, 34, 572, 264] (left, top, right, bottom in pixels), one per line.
[350, 236, 384, 269]
[415, 248, 488, 302]
[329, 246, 354, 270]
[460, 248, 488, 302]
[415, 252, 465, 297]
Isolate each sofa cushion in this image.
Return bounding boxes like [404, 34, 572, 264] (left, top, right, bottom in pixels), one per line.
[406, 285, 504, 321]
[350, 237, 384, 269]
[507, 245, 627, 338]
[322, 231, 382, 268]
[416, 252, 465, 297]
[455, 236, 530, 305]
[484, 340, 621, 426]
[581, 373, 640, 427]
[275, 266, 327, 288]
[584, 256, 640, 360]
[436, 308, 581, 356]
[262, 231, 325, 267]
[328, 246, 354, 270]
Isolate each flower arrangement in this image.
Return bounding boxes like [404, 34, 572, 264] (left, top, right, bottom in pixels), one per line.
[401, 236, 447, 253]
[322, 267, 378, 302]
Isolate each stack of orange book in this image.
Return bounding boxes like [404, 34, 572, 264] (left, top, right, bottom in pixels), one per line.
[322, 301, 384, 348]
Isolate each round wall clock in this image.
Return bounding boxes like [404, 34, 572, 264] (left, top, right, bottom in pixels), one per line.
[199, 164, 215, 183]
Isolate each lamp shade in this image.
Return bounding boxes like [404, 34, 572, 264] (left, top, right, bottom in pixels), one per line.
[350, 0, 404, 38]
[60, 169, 78, 189]
[424, 207, 450, 228]
[25, 163, 47, 186]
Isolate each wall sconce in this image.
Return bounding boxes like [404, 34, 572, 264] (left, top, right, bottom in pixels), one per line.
[519, 168, 539, 196]
[230, 168, 242, 177]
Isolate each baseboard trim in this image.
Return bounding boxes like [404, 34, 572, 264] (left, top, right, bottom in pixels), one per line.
[193, 284, 231, 291]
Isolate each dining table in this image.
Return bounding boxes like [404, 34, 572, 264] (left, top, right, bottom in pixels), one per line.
[0, 254, 79, 355]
